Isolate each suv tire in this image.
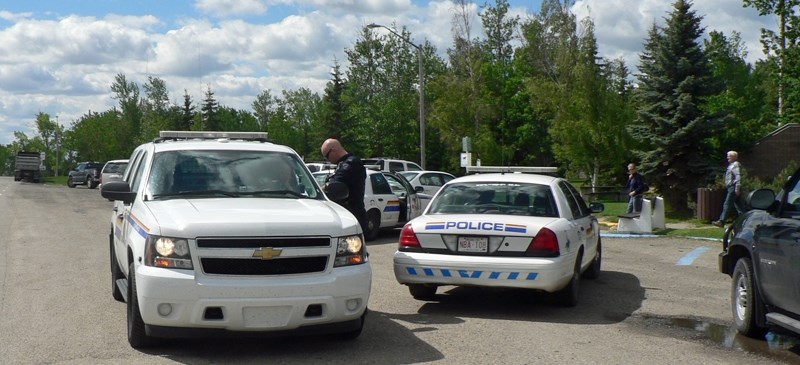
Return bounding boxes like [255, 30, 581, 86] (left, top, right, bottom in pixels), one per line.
[732, 257, 767, 338]
[128, 262, 156, 348]
[67, 177, 75, 188]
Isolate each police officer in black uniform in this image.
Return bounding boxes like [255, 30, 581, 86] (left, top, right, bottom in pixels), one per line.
[321, 138, 367, 234]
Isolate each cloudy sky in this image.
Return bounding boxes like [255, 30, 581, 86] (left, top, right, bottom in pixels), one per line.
[0, 0, 776, 145]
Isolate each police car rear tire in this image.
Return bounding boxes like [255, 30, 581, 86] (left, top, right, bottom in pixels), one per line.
[364, 210, 380, 241]
[582, 238, 601, 280]
[556, 253, 581, 307]
[408, 284, 437, 300]
[128, 262, 156, 348]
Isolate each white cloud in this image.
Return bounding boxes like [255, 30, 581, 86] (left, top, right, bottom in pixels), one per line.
[303, 0, 412, 14]
[572, 0, 774, 71]
[0, 1, 781, 145]
[195, 0, 269, 17]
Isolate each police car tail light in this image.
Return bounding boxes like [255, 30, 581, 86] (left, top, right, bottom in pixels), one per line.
[144, 236, 194, 269]
[399, 224, 420, 248]
[334, 235, 367, 267]
[526, 228, 560, 257]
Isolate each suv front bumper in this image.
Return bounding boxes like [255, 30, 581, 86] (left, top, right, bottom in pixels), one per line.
[134, 263, 371, 334]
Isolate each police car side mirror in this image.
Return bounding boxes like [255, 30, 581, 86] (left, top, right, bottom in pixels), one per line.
[325, 181, 350, 201]
[589, 202, 605, 213]
[101, 180, 136, 205]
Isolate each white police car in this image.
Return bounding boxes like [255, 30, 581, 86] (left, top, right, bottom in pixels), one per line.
[102, 131, 370, 348]
[314, 169, 426, 240]
[393, 167, 603, 306]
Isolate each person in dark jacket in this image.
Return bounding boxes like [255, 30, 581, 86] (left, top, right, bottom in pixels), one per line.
[626, 163, 647, 213]
[320, 138, 367, 233]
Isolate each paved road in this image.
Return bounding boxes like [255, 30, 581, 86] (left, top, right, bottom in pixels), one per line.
[0, 177, 798, 364]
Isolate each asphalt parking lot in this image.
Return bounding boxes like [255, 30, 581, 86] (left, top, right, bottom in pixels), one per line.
[1, 178, 798, 364]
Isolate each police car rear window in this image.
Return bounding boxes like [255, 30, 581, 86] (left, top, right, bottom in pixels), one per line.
[428, 182, 558, 217]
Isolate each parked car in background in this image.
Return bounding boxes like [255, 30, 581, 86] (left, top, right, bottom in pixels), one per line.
[100, 159, 129, 187]
[362, 158, 422, 173]
[306, 162, 336, 173]
[399, 170, 456, 196]
[719, 166, 800, 338]
[67, 161, 103, 189]
[314, 169, 426, 240]
[393, 167, 604, 306]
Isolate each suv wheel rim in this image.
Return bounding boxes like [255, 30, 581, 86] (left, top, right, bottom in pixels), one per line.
[734, 275, 747, 321]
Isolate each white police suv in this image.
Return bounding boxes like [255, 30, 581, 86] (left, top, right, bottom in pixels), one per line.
[101, 131, 370, 348]
[393, 167, 603, 307]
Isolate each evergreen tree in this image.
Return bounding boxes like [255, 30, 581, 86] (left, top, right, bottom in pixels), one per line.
[321, 61, 347, 140]
[632, 0, 723, 212]
[181, 89, 195, 131]
[200, 85, 220, 131]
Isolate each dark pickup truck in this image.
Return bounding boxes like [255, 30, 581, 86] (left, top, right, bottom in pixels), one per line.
[719, 166, 800, 338]
[67, 161, 103, 189]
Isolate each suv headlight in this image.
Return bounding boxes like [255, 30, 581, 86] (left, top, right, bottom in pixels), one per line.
[144, 235, 193, 269]
[333, 235, 367, 267]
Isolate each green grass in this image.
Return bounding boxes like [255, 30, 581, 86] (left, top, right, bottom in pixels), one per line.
[594, 200, 724, 240]
[42, 176, 68, 185]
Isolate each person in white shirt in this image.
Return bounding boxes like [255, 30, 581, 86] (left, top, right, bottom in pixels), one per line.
[712, 151, 743, 227]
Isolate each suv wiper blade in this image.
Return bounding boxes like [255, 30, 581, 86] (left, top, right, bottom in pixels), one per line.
[238, 190, 307, 198]
[154, 190, 241, 198]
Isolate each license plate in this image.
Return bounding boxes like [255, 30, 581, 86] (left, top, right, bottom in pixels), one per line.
[458, 236, 488, 253]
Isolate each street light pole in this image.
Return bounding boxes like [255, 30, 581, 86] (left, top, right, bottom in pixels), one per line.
[55, 115, 60, 177]
[367, 23, 426, 169]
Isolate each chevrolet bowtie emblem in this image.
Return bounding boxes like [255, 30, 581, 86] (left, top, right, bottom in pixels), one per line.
[253, 247, 282, 260]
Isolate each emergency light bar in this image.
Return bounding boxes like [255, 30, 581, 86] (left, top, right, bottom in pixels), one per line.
[466, 166, 558, 174]
[156, 131, 270, 142]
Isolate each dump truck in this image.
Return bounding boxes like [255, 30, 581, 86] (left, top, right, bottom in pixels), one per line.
[14, 151, 46, 183]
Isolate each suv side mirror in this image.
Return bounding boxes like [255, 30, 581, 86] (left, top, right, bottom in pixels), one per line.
[101, 181, 136, 204]
[415, 186, 424, 193]
[747, 188, 775, 210]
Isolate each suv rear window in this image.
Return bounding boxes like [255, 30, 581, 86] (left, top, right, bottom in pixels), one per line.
[103, 162, 127, 173]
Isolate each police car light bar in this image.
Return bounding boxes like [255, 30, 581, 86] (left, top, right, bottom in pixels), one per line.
[466, 166, 558, 174]
[157, 131, 270, 142]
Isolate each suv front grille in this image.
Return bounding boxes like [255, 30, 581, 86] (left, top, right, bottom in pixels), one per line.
[197, 237, 330, 248]
[201, 257, 328, 275]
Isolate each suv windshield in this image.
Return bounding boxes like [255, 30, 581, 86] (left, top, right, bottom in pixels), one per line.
[146, 150, 321, 199]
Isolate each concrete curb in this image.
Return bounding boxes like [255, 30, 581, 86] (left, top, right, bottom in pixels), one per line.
[600, 231, 722, 242]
